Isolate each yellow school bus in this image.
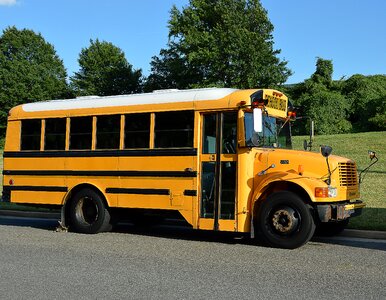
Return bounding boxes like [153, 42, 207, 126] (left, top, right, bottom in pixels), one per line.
[1, 88, 365, 248]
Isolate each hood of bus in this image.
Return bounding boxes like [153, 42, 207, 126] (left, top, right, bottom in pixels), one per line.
[254, 148, 359, 200]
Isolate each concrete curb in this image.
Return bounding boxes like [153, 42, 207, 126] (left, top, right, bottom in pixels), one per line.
[337, 229, 386, 240]
[1, 209, 386, 240]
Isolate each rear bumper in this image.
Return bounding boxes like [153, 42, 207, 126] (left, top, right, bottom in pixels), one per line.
[317, 200, 365, 222]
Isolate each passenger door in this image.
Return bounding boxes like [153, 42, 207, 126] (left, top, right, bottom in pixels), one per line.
[199, 112, 237, 231]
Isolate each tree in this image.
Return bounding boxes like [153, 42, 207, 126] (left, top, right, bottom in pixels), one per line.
[342, 74, 386, 131]
[144, 46, 202, 92]
[296, 86, 352, 135]
[311, 57, 333, 87]
[290, 58, 352, 135]
[0, 26, 69, 137]
[71, 39, 142, 96]
[146, 0, 291, 90]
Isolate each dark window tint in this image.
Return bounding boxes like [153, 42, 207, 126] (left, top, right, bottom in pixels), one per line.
[200, 162, 216, 218]
[21, 119, 41, 150]
[220, 162, 236, 219]
[124, 113, 150, 149]
[70, 116, 92, 150]
[222, 112, 237, 154]
[45, 118, 66, 150]
[96, 115, 120, 149]
[155, 111, 194, 148]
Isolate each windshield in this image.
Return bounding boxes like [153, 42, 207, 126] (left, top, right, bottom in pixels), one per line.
[245, 112, 292, 149]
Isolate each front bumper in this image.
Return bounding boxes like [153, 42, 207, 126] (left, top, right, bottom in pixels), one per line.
[317, 200, 365, 222]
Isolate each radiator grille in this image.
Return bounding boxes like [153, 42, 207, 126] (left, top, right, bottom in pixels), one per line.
[338, 162, 358, 187]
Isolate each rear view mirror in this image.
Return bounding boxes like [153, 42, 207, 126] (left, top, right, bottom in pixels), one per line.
[368, 150, 376, 160]
[320, 145, 332, 158]
[253, 108, 263, 133]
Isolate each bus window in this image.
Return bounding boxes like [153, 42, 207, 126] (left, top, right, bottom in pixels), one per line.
[222, 112, 237, 154]
[69, 116, 92, 150]
[202, 114, 216, 154]
[21, 119, 41, 150]
[96, 115, 120, 150]
[154, 111, 194, 148]
[45, 118, 66, 150]
[124, 113, 150, 149]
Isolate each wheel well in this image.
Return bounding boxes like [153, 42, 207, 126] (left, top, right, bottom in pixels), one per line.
[253, 181, 313, 219]
[64, 184, 108, 223]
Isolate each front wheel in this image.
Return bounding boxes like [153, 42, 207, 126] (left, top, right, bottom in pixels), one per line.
[68, 188, 112, 234]
[256, 191, 315, 249]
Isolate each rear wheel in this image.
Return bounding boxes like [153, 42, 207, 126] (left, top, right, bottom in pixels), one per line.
[68, 188, 112, 234]
[257, 191, 315, 249]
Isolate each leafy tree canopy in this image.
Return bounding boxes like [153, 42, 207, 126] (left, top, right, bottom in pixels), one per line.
[146, 0, 292, 91]
[288, 57, 386, 134]
[342, 74, 386, 131]
[0, 26, 68, 136]
[71, 39, 142, 96]
[311, 57, 333, 87]
[290, 58, 352, 135]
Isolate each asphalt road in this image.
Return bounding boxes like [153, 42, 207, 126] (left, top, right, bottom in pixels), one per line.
[0, 216, 385, 299]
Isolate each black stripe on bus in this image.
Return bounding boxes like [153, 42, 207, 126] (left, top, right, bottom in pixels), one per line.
[3, 185, 68, 192]
[3, 148, 197, 158]
[184, 190, 197, 196]
[106, 188, 170, 196]
[2, 170, 197, 178]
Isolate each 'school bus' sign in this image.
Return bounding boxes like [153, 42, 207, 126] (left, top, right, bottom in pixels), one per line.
[264, 91, 287, 118]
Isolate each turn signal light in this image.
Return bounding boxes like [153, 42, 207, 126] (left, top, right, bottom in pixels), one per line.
[315, 187, 329, 198]
[298, 165, 304, 175]
[287, 111, 297, 118]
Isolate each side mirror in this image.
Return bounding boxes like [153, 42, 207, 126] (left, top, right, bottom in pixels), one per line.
[320, 145, 332, 158]
[359, 150, 379, 183]
[253, 108, 263, 133]
[368, 150, 376, 160]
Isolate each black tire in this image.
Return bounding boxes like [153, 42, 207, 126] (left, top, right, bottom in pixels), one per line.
[316, 219, 349, 236]
[68, 188, 112, 234]
[256, 191, 315, 249]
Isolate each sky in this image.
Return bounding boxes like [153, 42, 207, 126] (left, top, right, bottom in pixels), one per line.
[0, 0, 385, 84]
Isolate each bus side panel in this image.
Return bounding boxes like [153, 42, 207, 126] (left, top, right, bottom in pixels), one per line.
[4, 121, 20, 151]
[10, 190, 66, 205]
[236, 148, 256, 233]
[117, 155, 197, 225]
[65, 156, 120, 207]
[3, 156, 67, 205]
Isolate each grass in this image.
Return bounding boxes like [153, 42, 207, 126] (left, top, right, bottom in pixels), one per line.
[293, 131, 386, 231]
[1, 131, 385, 230]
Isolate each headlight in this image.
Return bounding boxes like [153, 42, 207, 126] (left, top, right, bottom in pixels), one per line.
[315, 187, 338, 198]
[328, 187, 337, 198]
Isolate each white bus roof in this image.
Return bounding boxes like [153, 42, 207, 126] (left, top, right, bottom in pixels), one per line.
[22, 88, 238, 112]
